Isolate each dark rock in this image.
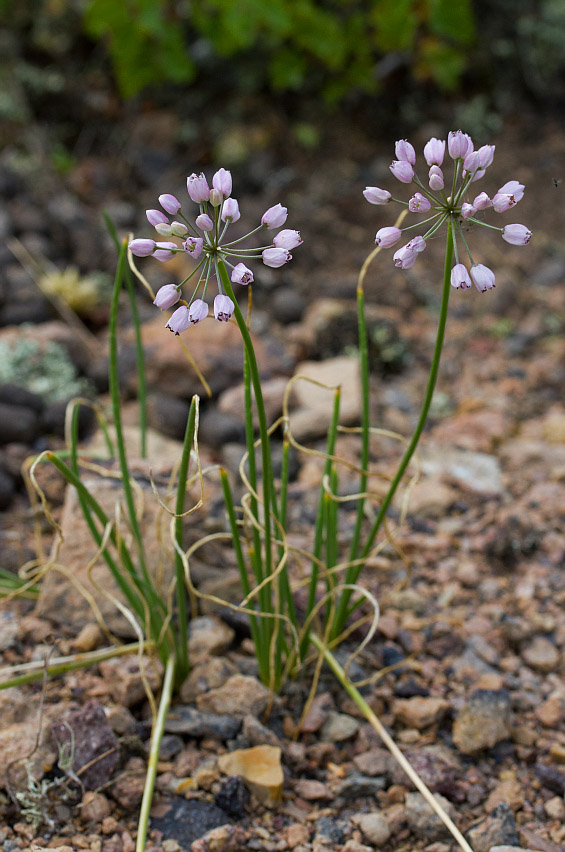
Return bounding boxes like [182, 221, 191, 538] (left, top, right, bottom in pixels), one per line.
[0, 466, 15, 509]
[452, 689, 513, 754]
[466, 802, 519, 852]
[164, 705, 242, 740]
[41, 397, 96, 440]
[534, 762, 565, 795]
[151, 797, 230, 846]
[214, 776, 250, 817]
[0, 403, 40, 445]
[337, 773, 386, 799]
[50, 699, 120, 790]
[155, 734, 184, 761]
[146, 392, 191, 441]
[0, 384, 44, 412]
[85, 355, 110, 393]
[198, 408, 246, 449]
[314, 816, 347, 844]
[400, 749, 464, 802]
[0, 297, 53, 326]
[271, 288, 306, 324]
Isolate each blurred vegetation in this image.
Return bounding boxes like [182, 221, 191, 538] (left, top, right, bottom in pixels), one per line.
[0, 338, 93, 402]
[0, 0, 563, 118]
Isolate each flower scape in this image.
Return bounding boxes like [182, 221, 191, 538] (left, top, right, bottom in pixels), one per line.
[129, 167, 302, 333]
[364, 130, 532, 291]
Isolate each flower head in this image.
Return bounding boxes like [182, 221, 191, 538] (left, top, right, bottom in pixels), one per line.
[128, 169, 301, 333]
[363, 131, 531, 291]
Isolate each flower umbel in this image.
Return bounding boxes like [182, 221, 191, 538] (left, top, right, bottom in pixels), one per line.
[364, 131, 531, 292]
[129, 169, 301, 332]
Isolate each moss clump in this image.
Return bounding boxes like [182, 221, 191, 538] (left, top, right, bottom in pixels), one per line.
[0, 336, 93, 402]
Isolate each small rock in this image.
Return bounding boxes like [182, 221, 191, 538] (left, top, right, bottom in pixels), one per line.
[404, 791, 456, 839]
[193, 759, 220, 791]
[0, 610, 18, 651]
[191, 824, 246, 852]
[165, 705, 241, 740]
[218, 745, 283, 807]
[105, 704, 137, 735]
[80, 791, 112, 823]
[285, 823, 310, 848]
[353, 747, 393, 778]
[484, 777, 524, 813]
[356, 812, 391, 846]
[289, 356, 361, 441]
[521, 636, 560, 673]
[534, 762, 565, 795]
[342, 842, 373, 852]
[338, 773, 386, 799]
[422, 445, 503, 496]
[72, 623, 103, 653]
[320, 710, 360, 742]
[452, 689, 512, 754]
[99, 656, 164, 707]
[110, 756, 146, 810]
[0, 402, 39, 445]
[544, 795, 565, 820]
[314, 816, 347, 844]
[196, 674, 270, 717]
[299, 691, 334, 734]
[198, 408, 246, 449]
[393, 696, 449, 730]
[466, 803, 519, 852]
[188, 616, 235, 660]
[51, 700, 120, 790]
[150, 797, 230, 846]
[294, 779, 332, 801]
[146, 393, 192, 441]
[157, 735, 184, 761]
[242, 714, 280, 747]
[214, 776, 250, 817]
[535, 696, 564, 728]
[272, 289, 306, 324]
[179, 657, 238, 703]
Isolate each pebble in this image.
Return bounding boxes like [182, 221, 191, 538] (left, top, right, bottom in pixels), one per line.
[337, 773, 386, 799]
[484, 777, 524, 813]
[214, 776, 250, 817]
[150, 797, 230, 847]
[164, 705, 241, 740]
[179, 656, 237, 703]
[467, 803, 520, 852]
[320, 710, 359, 742]
[404, 791, 456, 839]
[188, 616, 235, 660]
[300, 691, 334, 733]
[50, 700, 120, 790]
[392, 696, 449, 730]
[196, 674, 271, 717]
[146, 392, 192, 440]
[242, 713, 280, 747]
[109, 756, 146, 810]
[285, 823, 310, 848]
[218, 745, 283, 807]
[0, 402, 39, 444]
[293, 779, 332, 800]
[288, 356, 361, 441]
[72, 622, 102, 652]
[521, 636, 560, 673]
[544, 796, 565, 820]
[535, 695, 564, 728]
[98, 656, 164, 707]
[198, 407, 246, 449]
[534, 762, 565, 795]
[356, 812, 391, 846]
[421, 445, 503, 496]
[452, 689, 512, 754]
[80, 792, 112, 824]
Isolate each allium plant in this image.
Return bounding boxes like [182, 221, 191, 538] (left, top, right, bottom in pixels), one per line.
[365, 130, 531, 290]
[129, 168, 302, 332]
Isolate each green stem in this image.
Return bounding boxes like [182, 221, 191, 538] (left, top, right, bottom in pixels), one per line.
[136, 655, 176, 852]
[347, 284, 370, 565]
[173, 397, 197, 686]
[309, 633, 474, 852]
[332, 224, 454, 637]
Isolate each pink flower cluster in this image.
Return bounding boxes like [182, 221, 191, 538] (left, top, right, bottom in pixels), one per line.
[129, 168, 302, 334]
[364, 131, 531, 292]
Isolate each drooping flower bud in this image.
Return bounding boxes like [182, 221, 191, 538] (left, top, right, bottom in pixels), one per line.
[492, 180, 525, 213]
[221, 198, 241, 223]
[165, 305, 191, 334]
[231, 263, 254, 284]
[470, 264, 495, 292]
[501, 224, 532, 245]
[393, 245, 418, 269]
[159, 194, 182, 214]
[473, 192, 492, 210]
[448, 130, 473, 159]
[428, 165, 444, 191]
[450, 264, 472, 290]
[363, 187, 391, 205]
[188, 298, 209, 324]
[183, 236, 204, 259]
[187, 173, 210, 203]
[273, 229, 302, 249]
[463, 151, 481, 174]
[406, 235, 426, 253]
[262, 204, 288, 229]
[153, 284, 180, 310]
[196, 213, 214, 231]
[461, 203, 476, 219]
[209, 189, 223, 207]
[212, 168, 232, 198]
[477, 145, 495, 169]
[262, 247, 292, 267]
[147, 209, 169, 227]
[155, 223, 173, 236]
[389, 160, 414, 183]
[423, 137, 445, 166]
[129, 239, 156, 257]
[214, 294, 235, 322]
[395, 139, 416, 165]
[408, 193, 431, 213]
[375, 226, 402, 248]
[153, 242, 178, 262]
